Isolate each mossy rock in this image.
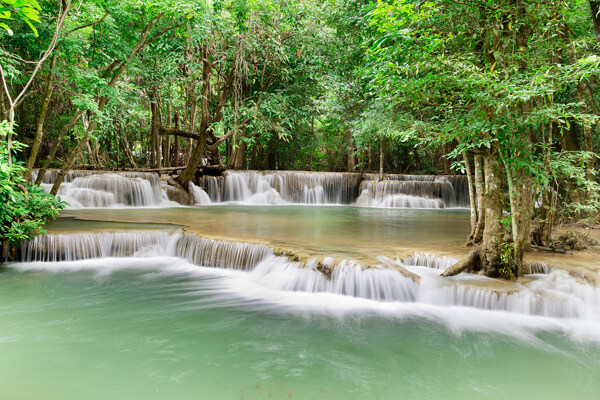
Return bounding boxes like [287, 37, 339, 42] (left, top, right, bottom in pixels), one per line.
[550, 231, 599, 252]
[164, 185, 191, 205]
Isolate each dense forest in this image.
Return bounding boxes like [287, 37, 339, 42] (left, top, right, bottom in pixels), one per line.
[1, 0, 600, 278]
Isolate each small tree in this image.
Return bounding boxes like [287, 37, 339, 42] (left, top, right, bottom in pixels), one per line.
[0, 122, 65, 261]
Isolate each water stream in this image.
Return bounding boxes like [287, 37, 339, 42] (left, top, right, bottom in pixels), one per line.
[3, 170, 599, 399]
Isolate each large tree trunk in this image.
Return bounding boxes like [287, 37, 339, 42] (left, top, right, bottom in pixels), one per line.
[229, 132, 245, 169]
[177, 45, 210, 189]
[590, 1, 600, 36]
[479, 149, 505, 277]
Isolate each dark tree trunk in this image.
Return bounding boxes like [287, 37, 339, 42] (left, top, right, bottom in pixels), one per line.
[591, 1, 600, 36]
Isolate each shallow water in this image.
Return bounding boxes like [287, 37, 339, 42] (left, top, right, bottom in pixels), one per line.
[7, 202, 600, 399]
[2, 258, 600, 400]
[57, 206, 472, 261]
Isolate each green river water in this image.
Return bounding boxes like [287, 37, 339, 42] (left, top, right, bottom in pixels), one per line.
[2, 206, 600, 399]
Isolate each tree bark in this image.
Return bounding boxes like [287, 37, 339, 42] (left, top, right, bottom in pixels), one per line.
[177, 45, 210, 189]
[24, 55, 57, 181]
[590, 1, 600, 36]
[379, 135, 384, 180]
[440, 247, 480, 277]
[473, 152, 486, 244]
[35, 110, 84, 185]
[121, 128, 137, 169]
[463, 151, 478, 244]
[479, 149, 505, 277]
[346, 126, 355, 172]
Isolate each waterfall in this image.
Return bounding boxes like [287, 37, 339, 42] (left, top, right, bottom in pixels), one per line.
[222, 171, 362, 204]
[33, 170, 177, 209]
[189, 182, 212, 205]
[17, 232, 600, 319]
[32, 169, 470, 209]
[251, 258, 419, 302]
[21, 232, 273, 270]
[201, 171, 468, 208]
[198, 175, 224, 202]
[357, 175, 469, 208]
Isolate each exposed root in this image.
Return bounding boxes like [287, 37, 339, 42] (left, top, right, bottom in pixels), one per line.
[440, 247, 480, 277]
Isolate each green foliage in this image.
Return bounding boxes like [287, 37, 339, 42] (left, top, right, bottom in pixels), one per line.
[0, 121, 65, 246]
[0, 0, 41, 36]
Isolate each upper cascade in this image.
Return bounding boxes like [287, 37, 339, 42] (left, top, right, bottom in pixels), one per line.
[32, 170, 177, 209]
[15, 231, 600, 320]
[32, 169, 470, 209]
[197, 170, 469, 208]
[219, 170, 362, 205]
[357, 174, 470, 208]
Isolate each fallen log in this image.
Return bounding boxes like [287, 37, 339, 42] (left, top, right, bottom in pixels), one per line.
[530, 244, 572, 254]
[124, 166, 188, 173]
[440, 247, 480, 277]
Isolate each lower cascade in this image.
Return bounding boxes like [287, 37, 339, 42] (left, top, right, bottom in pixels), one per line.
[16, 231, 600, 319]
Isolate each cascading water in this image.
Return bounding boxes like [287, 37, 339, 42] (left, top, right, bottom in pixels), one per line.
[197, 170, 468, 208]
[357, 174, 470, 208]
[198, 175, 224, 202]
[21, 232, 272, 270]
[189, 182, 212, 205]
[32, 170, 177, 209]
[32, 169, 470, 209]
[219, 171, 362, 205]
[17, 231, 600, 320]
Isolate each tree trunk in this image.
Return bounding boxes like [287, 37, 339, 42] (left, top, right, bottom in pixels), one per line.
[479, 149, 505, 277]
[51, 118, 98, 195]
[346, 126, 355, 172]
[379, 135, 384, 180]
[122, 128, 137, 169]
[35, 110, 83, 185]
[177, 45, 210, 189]
[172, 113, 181, 166]
[24, 55, 56, 180]
[230, 132, 245, 169]
[442, 144, 451, 175]
[591, 1, 600, 36]
[537, 122, 554, 246]
[473, 152, 486, 244]
[163, 101, 171, 167]
[463, 151, 477, 244]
